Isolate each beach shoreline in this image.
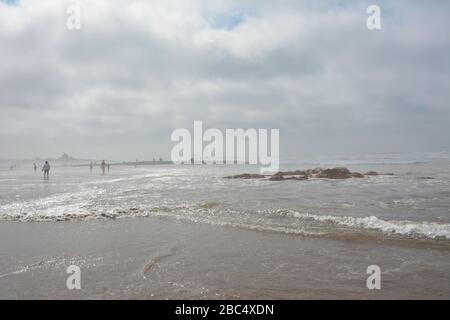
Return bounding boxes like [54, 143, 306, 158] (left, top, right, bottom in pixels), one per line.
[1, 216, 449, 300]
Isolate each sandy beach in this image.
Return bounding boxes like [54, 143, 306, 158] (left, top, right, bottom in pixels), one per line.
[1, 154, 450, 299]
[1, 215, 449, 300]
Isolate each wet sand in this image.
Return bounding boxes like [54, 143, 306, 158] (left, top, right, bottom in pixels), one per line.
[0, 216, 449, 299]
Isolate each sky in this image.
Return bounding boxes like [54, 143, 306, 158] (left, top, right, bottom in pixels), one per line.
[0, 0, 449, 161]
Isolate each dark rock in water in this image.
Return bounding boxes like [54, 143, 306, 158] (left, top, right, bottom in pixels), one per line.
[274, 170, 307, 176]
[305, 168, 323, 176]
[317, 167, 351, 179]
[270, 174, 308, 181]
[273, 172, 284, 177]
[225, 173, 265, 179]
[351, 172, 365, 178]
[383, 173, 394, 176]
[224, 167, 393, 181]
[269, 175, 285, 181]
[285, 175, 308, 181]
[418, 176, 435, 180]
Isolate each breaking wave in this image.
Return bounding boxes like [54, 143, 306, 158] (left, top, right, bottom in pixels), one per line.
[1, 198, 449, 241]
[287, 211, 450, 240]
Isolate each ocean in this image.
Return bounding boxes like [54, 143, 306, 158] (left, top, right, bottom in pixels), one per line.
[0, 151, 449, 299]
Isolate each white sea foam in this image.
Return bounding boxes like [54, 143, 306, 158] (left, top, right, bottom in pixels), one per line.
[1, 193, 450, 240]
[289, 211, 450, 239]
[0, 188, 105, 220]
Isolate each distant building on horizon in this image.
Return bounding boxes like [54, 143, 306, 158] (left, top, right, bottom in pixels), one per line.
[60, 153, 76, 161]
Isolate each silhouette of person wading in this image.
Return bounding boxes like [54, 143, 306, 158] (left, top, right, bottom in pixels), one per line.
[42, 161, 50, 179]
[101, 160, 107, 175]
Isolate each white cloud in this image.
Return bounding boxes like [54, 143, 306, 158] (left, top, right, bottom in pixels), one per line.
[0, 0, 449, 160]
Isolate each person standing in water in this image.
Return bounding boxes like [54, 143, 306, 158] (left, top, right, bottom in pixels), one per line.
[89, 162, 93, 172]
[107, 163, 110, 172]
[101, 160, 106, 175]
[42, 161, 50, 179]
[33, 163, 37, 173]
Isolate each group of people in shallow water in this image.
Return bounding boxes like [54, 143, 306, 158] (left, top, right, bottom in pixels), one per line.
[31, 161, 51, 179]
[32, 160, 111, 179]
[90, 160, 111, 175]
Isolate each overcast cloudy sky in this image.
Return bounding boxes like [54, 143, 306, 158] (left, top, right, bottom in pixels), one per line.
[0, 0, 449, 161]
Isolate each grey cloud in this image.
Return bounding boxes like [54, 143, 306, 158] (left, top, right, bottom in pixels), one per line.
[0, 0, 449, 160]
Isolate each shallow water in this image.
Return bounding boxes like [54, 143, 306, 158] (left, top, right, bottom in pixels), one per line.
[0, 218, 449, 299]
[0, 152, 450, 299]
[1, 152, 450, 242]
